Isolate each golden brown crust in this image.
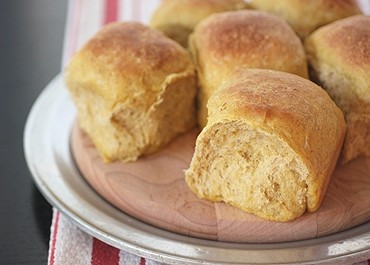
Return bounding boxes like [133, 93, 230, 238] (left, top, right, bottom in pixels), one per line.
[304, 15, 370, 163]
[69, 22, 192, 103]
[150, 0, 247, 46]
[65, 22, 197, 162]
[186, 69, 346, 221]
[311, 15, 370, 72]
[189, 10, 308, 127]
[208, 70, 346, 209]
[249, 0, 362, 38]
[305, 15, 370, 108]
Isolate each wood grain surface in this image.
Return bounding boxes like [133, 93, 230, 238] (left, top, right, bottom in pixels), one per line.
[71, 124, 370, 243]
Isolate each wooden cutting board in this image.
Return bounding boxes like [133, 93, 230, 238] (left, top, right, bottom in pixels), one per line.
[71, 124, 370, 243]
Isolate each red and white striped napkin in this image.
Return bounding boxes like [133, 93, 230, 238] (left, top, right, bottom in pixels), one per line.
[49, 0, 370, 264]
[49, 210, 162, 265]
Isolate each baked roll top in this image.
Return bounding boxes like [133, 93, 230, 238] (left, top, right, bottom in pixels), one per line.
[189, 10, 308, 128]
[304, 15, 370, 163]
[185, 69, 346, 222]
[249, 0, 362, 39]
[65, 22, 197, 162]
[150, 0, 247, 47]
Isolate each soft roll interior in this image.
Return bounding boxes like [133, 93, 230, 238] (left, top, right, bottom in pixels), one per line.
[186, 121, 309, 222]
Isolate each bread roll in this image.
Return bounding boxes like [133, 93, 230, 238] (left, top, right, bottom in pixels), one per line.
[150, 0, 247, 47]
[65, 22, 197, 163]
[189, 10, 308, 128]
[304, 15, 370, 163]
[185, 69, 346, 222]
[249, 0, 362, 39]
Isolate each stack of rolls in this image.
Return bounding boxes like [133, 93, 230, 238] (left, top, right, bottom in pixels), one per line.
[65, 0, 369, 222]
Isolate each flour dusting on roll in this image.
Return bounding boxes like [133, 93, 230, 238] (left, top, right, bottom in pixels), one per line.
[189, 10, 308, 128]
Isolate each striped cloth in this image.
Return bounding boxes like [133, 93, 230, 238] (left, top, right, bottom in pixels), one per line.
[49, 0, 370, 264]
[49, 210, 162, 265]
[62, 0, 161, 68]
